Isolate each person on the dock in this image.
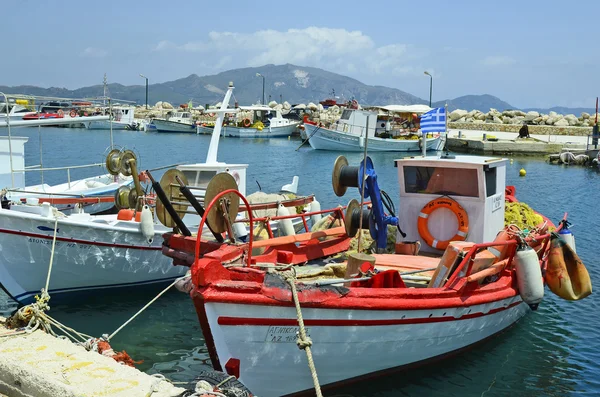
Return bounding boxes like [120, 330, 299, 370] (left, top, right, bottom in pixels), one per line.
[518, 123, 530, 139]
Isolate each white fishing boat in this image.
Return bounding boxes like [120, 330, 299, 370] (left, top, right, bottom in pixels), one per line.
[83, 105, 137, 130]
[153, 111, 196, 133]
[0, 82, 318, 304]
[306, 108, 444, 152]
[222, 106, 299, 138]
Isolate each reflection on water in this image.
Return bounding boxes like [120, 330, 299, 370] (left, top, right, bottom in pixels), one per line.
[1, 128, 599, 396]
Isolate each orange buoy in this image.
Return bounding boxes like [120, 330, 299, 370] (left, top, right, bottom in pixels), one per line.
[418, 197, 469, 250]
[546, 234, 592, 300]
[242, 118, 252, 128]
[117, 209, 134, 221]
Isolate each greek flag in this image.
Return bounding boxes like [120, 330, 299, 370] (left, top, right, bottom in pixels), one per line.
[420, 107, 446, 133]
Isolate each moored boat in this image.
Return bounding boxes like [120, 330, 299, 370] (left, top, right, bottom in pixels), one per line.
[306, 108, 444, 152]
[152, 111, 196, 133]
[161, 152, 591, 397]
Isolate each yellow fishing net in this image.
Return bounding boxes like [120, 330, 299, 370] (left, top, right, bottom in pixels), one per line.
[504, 202, 544, 229]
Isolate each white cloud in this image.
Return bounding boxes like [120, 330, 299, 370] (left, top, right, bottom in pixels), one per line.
[81, 47, 108, 58]
[153, 27, 420, 76]
[480, 55, 516, 66]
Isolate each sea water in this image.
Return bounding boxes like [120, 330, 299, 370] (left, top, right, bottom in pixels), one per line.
[1, 127, 598, 396]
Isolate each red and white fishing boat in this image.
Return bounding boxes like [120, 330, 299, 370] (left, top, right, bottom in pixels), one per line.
[162, 153, 592, 397]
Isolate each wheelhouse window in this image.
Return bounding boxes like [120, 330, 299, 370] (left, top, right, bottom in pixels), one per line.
[404, 166, 479, 197]
[340, 110, 352, 120]
[485, 167, 497, 197]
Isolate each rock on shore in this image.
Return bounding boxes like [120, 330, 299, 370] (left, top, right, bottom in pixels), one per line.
[449, 108, 595, 127]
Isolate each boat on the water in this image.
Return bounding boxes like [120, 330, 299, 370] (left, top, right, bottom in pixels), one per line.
[221, 106, 300, 138]
[152, 111, 196, 133]
[306, 107, 444, 152]
[161, 152, 591, 397]
[82, 105, 137, 130]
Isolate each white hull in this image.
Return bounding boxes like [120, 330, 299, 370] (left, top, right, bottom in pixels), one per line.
[203, 296, 528, 396]
[0, 207, 183, 304]
[222, 123, 298, 138]
[306, 124, 445, 152]
[84, 120, 132, 130]
[153, 119, 196, 133]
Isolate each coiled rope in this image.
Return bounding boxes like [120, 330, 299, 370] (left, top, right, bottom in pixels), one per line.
[282, 268, 323, 397]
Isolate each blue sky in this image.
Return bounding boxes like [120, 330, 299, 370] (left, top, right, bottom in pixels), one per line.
[2, 1, 598, 108]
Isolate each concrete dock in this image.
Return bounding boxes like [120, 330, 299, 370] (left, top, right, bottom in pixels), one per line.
[0, 316, 185, 397]
[446, 128, 588, 155]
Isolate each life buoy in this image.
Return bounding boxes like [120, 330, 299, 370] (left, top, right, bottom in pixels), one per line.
[242, 118, 251, 128]
[57, 109, 64, 117]
[417, 197, 469, 250]
[69, 109, 77, 118]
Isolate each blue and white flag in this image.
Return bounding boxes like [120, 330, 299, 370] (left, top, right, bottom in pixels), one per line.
[420, 107, 446, 133]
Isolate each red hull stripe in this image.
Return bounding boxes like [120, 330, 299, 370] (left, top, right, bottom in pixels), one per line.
[217, 301, 523, 326]
[0, 228, 161, 251]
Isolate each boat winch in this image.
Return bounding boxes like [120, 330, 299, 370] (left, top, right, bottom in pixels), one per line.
[332, 155, 400, 251]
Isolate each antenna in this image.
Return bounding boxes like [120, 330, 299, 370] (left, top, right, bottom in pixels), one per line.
[103, 73, 108, 106]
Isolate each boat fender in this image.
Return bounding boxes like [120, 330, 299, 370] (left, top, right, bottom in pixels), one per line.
[140, 205, 154, 244]
[558, 224, 576, 253]
[513, 245, 544, 309]
[546, 233, 591, 301]
[232, 220, 248, 242]
[276, 203, 295, 237]
[486, 229, 511, 261]
[309, 199, 322, 227]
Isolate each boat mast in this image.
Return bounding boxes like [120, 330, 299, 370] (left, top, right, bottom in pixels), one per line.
[103, 73, 108, 107]
[205, 82, 235, 164]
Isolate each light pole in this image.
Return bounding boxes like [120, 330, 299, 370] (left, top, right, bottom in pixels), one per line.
[139, 74, 148, 109]
[424, 71, 432, 107]
[256, 73, 265, 105]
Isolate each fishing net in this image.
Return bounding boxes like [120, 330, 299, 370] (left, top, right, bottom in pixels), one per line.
[504, 202, 544, 229]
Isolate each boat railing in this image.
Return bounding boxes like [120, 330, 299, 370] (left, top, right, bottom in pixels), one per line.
[12, 162, 106, 189]
[445, 232, 553, 287]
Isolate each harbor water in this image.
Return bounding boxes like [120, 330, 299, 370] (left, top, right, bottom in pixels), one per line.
[1, 127, 599, 396]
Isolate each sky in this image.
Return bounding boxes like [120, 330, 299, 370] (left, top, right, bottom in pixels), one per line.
[2, 0, 598, 109]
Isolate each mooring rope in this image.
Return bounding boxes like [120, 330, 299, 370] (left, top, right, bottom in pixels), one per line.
[283, 269, 323, 397]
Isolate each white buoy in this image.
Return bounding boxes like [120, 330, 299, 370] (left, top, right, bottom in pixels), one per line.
[514, 245, 544, 308]
[276, 203, 295, 237]
[309, 199, 322, 227]
[140, 205, 155, 244]
[558, 227, 576, 253]
[232, 221, 248, 242]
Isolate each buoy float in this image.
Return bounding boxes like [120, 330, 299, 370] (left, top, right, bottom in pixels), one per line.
[558, 223, 576, 253]
[309, 199, 322, 227]
[140, 205, 155, 244]
[513, 244, 544, 309]
[276, 203, 295, 237]
[546, 233, 592, 301]
[519, 168, 526, 176]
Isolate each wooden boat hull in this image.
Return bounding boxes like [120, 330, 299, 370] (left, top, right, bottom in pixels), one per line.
[305, 123, 444, 152]
[193, 283, 528, 397]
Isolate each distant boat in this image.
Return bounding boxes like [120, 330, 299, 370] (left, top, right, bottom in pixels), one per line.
[82, 105, 137, 130]
[306, 108, 444, 152]
[152, 111, 196, 133]
[221, 106, 300, 138]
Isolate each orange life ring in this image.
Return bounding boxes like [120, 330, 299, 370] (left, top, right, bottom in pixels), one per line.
[57, 109, 64, 117]
[69, 109, 77, 117]
[242, 118, 251, 128]
[417, 197, 469, 250]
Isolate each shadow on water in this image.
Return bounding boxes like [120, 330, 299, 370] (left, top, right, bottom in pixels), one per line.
[1, 130, 599, 395]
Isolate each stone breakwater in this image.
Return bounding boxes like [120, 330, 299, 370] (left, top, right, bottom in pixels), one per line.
[449, 122, 591, 136]
[448, 108, 596, 128]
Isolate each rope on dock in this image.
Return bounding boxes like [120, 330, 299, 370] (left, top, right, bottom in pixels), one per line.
[283, 268, 323, 397]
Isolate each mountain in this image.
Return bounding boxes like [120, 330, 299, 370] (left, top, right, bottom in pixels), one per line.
[0, 64, 425, 108]
[1, 64, 595, 115]
[433, 95, 514, 112]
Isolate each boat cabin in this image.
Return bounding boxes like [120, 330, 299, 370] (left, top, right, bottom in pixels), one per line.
[333, 109, 378, 137]
[395, 155, 506, 254]
[168, 111, 192, 124]
[237, 105, 294, 127]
